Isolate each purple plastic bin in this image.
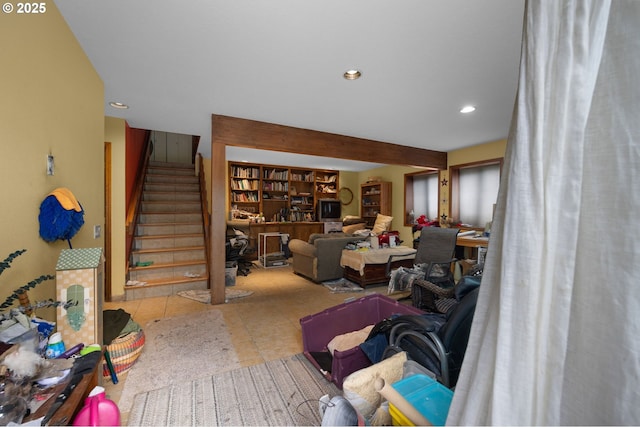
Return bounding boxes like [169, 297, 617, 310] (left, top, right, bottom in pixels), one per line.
[300, 293, 423, 388]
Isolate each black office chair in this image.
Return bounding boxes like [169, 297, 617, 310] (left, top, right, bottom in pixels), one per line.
[381, 286, 479, 388]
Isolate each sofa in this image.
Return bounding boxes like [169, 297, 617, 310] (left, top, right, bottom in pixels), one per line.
[289, 233, 367, 282]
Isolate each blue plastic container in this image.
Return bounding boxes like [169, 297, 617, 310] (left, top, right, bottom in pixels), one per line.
[391, 374, 453, 426]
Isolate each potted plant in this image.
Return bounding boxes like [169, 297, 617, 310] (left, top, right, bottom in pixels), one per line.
[0, 249, 74, 340]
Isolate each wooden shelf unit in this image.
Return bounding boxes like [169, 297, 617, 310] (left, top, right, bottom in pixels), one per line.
[360, 181, 392, 227]
[229, 162, 339, 222]
[315, 170, 339, 201]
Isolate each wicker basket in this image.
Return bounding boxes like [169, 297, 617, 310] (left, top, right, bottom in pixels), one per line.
[411, 279, 455, 312]
[102, 329, 145, 379]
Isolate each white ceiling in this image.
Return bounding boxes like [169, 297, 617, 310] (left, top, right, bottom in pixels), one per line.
[54, 0, 525, 171]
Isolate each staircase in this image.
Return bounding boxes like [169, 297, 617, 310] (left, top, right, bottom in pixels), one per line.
[125, 161, 209, 300]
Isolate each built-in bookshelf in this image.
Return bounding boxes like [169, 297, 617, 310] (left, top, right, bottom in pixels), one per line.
[361, 181, 392, 227]
[229, 162, 339, 222]
[315, 170, 339, 201]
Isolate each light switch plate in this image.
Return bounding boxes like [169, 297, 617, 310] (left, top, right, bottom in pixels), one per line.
[93, 225, 101, 239]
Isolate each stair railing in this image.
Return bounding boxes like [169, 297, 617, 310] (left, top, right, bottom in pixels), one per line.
[125, 137, 153, 268]
[196, 153, 211, 281]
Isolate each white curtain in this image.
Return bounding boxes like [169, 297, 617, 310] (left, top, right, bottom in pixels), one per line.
[447, 1, 640, 425]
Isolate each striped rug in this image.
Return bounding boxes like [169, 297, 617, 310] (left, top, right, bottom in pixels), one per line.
[128, 353, 340, 426]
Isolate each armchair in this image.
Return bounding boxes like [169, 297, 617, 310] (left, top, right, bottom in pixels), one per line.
[289, 233, 366, 282]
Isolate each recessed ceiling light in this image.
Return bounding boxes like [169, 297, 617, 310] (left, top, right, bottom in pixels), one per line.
[109, 101, 129, 109]
[460, 105, 476, 113]
[343, 69, 362, 80]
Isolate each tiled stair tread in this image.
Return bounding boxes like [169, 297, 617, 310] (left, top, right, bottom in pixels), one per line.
[147, 167, 195, 171]
[137, 221, 202, 227]
[143, 190, 200, 195]
[129, 259, 206, 271]
[145, 171, 197, 177]
[142, 200, 201, 204]
[127, 275, 209, 289]
[132, 245, 205, 254]
[134, 233, 204, 240]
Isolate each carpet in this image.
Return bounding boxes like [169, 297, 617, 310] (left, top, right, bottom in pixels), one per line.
[128, 353, 340, 426]
[117, 309, 241, 414]
[177, 288, 254, 304]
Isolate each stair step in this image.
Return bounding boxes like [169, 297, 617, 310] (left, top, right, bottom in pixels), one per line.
[136, 222, 203, 236]
[139, 212, 202, 224]
[147, 167, 195, 177]
[144, 182, 200, 192]
[141, 201, 201, 213]
[142, 192, 200, 203]
[128, 260, 207, 282]
[124, 276, 209, 300]
[133, 234, 205, 250]
[148, 161, 194, 170]
[131, 246, 206, 264]
[145, 174, 198, 185]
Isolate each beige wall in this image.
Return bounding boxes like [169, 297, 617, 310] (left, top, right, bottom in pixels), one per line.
[0, 1, 104, 323]
[105, 118, 127, 299]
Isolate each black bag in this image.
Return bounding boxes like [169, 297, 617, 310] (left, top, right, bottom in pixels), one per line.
[359, 313, 446, 366]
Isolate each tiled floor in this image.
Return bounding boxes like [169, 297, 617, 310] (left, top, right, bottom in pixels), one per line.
[102, 262, 402, 424]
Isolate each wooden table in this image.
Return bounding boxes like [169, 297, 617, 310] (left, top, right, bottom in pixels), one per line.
[456, 234, 489, 260]
[24, 355, 100, 426]
[341, 246, 417, 288]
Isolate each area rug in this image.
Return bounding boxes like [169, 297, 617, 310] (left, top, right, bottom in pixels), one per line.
[177, 288, 254, 304]
[128, 353, 340, 426]
[117, 309, 241, 414]
[322, 277, 364, 293]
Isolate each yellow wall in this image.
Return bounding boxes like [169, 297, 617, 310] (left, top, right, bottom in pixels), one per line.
[440, 139, 507, 221]
[0, 1, 104, 323]
[337, 171, 360, 218]
[105, 118, 127, 299]
[349, 140, 508, 244]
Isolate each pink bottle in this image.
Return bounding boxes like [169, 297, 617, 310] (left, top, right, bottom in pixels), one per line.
[73, 386, 121, 426]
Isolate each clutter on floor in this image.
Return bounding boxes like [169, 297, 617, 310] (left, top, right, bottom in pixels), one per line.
[102, 309, 145, 381]
[302, 291, 476, 426]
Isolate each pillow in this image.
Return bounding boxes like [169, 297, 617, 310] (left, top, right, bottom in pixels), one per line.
[327, 324, 374, 355]
[371, 214, 393, 235]
[342, 222, 367, 234]
[343, 215, 365, 226]
[342, 351, 407, 422]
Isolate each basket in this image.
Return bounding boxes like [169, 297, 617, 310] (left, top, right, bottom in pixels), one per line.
[412, 279, 455, 312]
[102, 329, 145, 378]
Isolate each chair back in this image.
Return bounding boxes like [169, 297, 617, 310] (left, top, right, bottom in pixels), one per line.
[414, 227, 459, 265]
[438, 287, 479, 386]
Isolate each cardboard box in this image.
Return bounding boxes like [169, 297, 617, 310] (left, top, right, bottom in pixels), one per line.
[300, 293, 423, 388]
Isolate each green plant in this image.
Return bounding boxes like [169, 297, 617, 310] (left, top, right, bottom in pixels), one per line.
[0, 249, 74, 322]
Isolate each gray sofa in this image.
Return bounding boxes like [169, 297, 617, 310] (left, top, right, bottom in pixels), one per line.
[288, 233, 366, 282]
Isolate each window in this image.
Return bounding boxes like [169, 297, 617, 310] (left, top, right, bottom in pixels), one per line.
[450, 159, 502, 227]
[404, 170, 439, 225]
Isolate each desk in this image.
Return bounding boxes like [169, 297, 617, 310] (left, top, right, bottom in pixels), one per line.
[258, 232, 289, 268]
[456, 235, 489, 261]
[341, 246, 417, 288]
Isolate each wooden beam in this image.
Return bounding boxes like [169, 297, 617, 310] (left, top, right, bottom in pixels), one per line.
[209, 140, 226, 305]
[212, 114, 447, 169]
[210, 114, 448, 306]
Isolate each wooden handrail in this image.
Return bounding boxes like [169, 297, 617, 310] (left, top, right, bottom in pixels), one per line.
[125, 137, 153, 267]
[197, 153, 211, 282]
